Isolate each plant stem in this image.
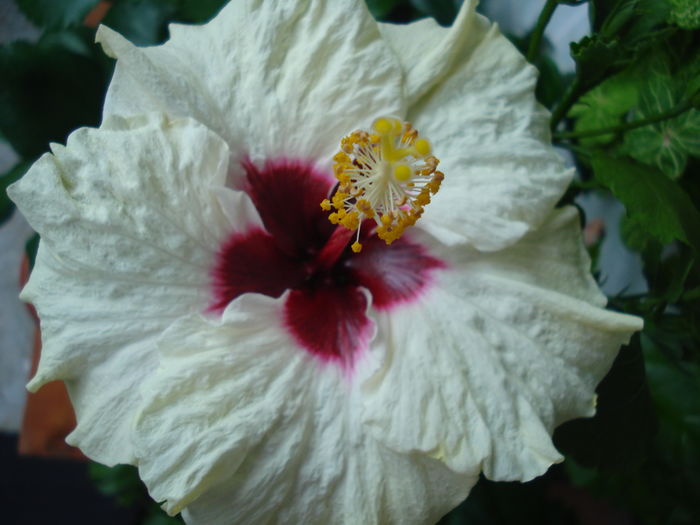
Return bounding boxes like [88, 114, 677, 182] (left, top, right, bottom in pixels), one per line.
[554, 100, 693, 140]
[550, 76, 584, 131]
[527, 0, 559, 63]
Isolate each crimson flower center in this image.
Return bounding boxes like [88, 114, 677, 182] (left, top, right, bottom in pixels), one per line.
[210, 159, 444, 369]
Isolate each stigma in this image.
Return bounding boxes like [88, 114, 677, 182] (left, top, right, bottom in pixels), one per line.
[320, 117, 443, 253]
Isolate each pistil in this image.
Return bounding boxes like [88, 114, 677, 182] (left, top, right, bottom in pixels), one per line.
[320, 117, 444, 252]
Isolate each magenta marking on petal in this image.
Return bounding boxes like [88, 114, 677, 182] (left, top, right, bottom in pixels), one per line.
[209, 227, 307, 312]
[211, 157, 443, 367]
[346, 234, 446, 310]
[283, 285, 373, 370]
[242, 158, 335, 258]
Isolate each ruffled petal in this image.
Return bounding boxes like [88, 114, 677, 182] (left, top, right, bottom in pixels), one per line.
[7, 114, 257, 464]
[381, 2, 571, 250]
[96, 0, 404, 170]
[134, 294, 474, 524]
[362, 207, 643, 481]
[378, 1, 481, 106]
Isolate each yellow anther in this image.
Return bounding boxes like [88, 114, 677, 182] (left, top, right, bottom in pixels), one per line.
[341, 211, 360, 230]
[341, 137, 354, 153]
[323, 116, 443, 249]
[357, 199, 375, 218]
[415, 192, 431, 206]
[414, 138, 431, 157]
[332, 192, 348, 209]
[394, 164, 412, 182]
[404, 215, 418, 226]
[374, 118, 392, 134]
[351, 241, 362, 253]
[334, 152, 350, 164]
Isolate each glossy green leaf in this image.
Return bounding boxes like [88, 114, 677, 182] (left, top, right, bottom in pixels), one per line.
[569, 69, 640, 145]
[591, 153, 700, 249]
[622, 59, 700, 179]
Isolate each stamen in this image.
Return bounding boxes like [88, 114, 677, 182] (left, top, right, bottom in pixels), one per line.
[323, 117, 443, 248]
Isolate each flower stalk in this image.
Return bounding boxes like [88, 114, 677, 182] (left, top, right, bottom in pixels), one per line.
[526, 0, 560, 63]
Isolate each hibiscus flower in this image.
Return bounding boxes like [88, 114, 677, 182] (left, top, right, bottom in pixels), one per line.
[9, 1, 643, 524]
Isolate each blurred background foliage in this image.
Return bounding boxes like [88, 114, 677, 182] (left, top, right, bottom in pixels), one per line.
[1, 0, 700, 524]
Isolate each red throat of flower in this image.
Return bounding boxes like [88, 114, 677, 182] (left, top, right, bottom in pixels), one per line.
[210, 124, 445, 371]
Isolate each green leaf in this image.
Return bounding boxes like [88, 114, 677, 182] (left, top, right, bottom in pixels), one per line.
[175, 0, 228, 23]
[572, 0, 671, 93]
[535, 54, 570, 109]
[668, 0, 700, 29]
[143, 505, 184, 525]
[16, 0, 101, 30]
[88, 463, 144, 507]
[591, 153, 700, 249]
[0, 31, 106, 159]
[664, 251, 695, 303]
[409, 0, 462, 26]
[569, 68, 640, 145]
[622, 61, 700, 178]
[555, 338, 656, 472]
[24, 233, 39, 272]
[600, 0, 670, 43]
[0, 161, 29, 225]
[642, 328, 700, 467]
[103, 0, 180, 46]
[570, 34, 622, 89]
[365, 0, 402, 20]
[624, 123, 690, 178]
[620, 213, 652, 252]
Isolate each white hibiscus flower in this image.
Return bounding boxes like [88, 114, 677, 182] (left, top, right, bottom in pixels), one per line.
[9, 1, 643, 524]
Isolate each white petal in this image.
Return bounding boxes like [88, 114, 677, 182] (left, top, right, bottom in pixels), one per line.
[362, 207, 642, 481]
[381, 2, 570, 250]
[133, 293, 474, 524]
[378, 0, 481, 106]
[96, 0, 404, 173]
[7, 114, 257, 464]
